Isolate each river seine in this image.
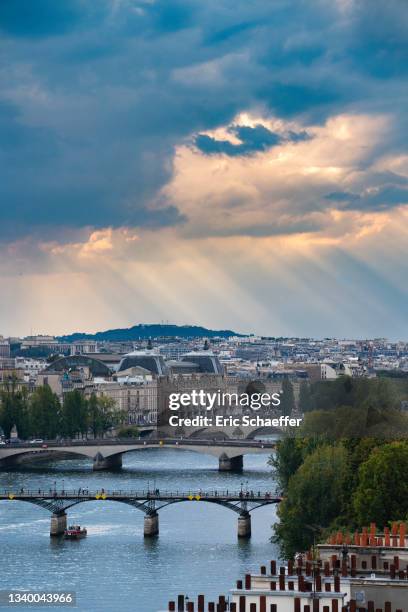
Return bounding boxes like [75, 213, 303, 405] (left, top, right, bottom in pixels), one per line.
[0, 449, 280, 612]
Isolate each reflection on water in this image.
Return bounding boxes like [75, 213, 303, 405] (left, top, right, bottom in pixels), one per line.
[0, 449, 279, 612]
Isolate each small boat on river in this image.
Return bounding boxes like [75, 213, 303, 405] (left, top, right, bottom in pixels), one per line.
[64, 525, 87, 539]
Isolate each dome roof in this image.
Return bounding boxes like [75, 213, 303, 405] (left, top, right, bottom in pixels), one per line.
[118, 350, 167, 375]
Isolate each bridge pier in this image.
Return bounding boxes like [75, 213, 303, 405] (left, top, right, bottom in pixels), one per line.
[144, 512, 159, 537]
[218, 454, 243, 472]
[93, 453, 122, 471]
[50, 512, 67, 537]
[237, 513, 251, 539]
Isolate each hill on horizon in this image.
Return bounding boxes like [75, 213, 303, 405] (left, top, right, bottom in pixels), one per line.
[58, 323, 244, 343]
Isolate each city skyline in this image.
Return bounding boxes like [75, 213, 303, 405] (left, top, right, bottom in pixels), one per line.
[1, 323, 408, 343]
[1, 1, 408, 339]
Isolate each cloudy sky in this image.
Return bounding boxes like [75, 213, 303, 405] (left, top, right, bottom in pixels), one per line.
[1, 0, 407, 338]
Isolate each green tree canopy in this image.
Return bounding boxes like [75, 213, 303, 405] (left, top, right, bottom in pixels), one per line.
[271, 375, 408, 558]
[87, 393, 101, 438]
[269, 436, 305, 493]
[62, 390, 88, 438]
[273, 444, 350, 558]
[0, 378, 22, 438]
[90, 394, 126, 438]
[353, 441, 408, 527]
[86, 393, 125, 438]
[117, 425, 139, 438]
[30, 385, 61, 439]
[298, 381, 312, 413]
[280, 379, 295, 416]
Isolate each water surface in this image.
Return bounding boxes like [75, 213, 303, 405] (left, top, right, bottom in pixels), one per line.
[0, 449, 279, 611]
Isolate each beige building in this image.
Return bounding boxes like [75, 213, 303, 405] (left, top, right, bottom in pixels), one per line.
[157, 373, 239, 431]
[35, 365, 158, 426]
[85, 379, 158, 425]
[0, 367, 28, 397]
[0, 368, 25, 383]
[36, 371, 87, 398]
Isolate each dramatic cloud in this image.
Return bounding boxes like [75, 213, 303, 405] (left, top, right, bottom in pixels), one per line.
[325, 185, 408, 210]
[160, 112, 406, 238]
[0, 0, 408, 337]
[195, 124, 310, 157]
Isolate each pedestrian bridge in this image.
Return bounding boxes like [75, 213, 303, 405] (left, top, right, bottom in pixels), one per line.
[0, 488, 282, 538]
[0, 438, 277, 471]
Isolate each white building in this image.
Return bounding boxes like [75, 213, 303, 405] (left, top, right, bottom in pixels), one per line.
[16, 357, 47, 382]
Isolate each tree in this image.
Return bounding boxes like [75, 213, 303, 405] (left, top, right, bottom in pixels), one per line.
[300, 402, 407, 440]
[353, 441, 408, 527]
[268, 436, 304, 493]
[0, 378, 31, 439]
[273, 444, 350, 558]
[307, 377, 400, 414]
[0, 379, 19, 438]
[270, 375, 408, 558]
[298, 381, 312, 412]
[308, 376, 362, 411]
[87, 394, 125, 438]
[302, 406, 371, 440]
[280, 379, 295, 416]
[97, 395, 126, 436]
[365, 377, 398, 411]
[87, 393, 102, 439]
[62, 390, 88, 439]
[117, 425, 139, 438]
[15, 386, 31, 440]
[30, 385, 61, 439]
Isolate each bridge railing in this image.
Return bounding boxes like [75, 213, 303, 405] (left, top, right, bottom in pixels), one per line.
[0, 438, 276, 449]
[0, 488, 280, 500]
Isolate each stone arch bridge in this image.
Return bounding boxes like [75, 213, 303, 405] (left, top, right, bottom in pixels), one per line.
[0, 438, 276, 472]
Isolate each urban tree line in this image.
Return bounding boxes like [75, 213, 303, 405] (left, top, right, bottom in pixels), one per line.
[0, 379, 126, 440]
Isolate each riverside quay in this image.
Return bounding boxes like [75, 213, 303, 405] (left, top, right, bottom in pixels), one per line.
[0, 489, 281, 538]
[0, 438, 276, 471]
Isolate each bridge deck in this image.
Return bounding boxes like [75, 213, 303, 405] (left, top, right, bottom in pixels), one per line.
[0, 489, 281, 537]
[0, 489, 281, 503]
[0, 439, 277, 466]
[0, 438, 276, 449]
